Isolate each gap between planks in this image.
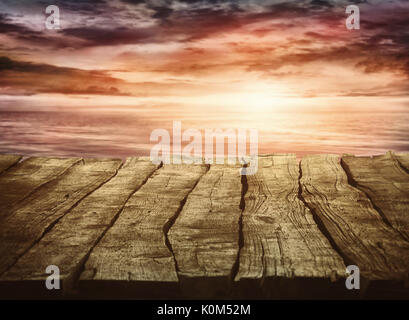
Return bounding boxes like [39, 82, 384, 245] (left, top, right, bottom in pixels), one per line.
[0, 153, 408, 299]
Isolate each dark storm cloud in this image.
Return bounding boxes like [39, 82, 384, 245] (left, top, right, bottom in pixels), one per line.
[56, 0, 107, 13]
[0, 0, 358, 48]
[0, 12, 82, 49]
[0, 13, 50, 47]
[61, 26, 161, 46]
[120, 0, 174, 20]
[59, 4, 244, 47]
[0, 0, 108, 14]
[0, 13, 33, 34]
[1, 0, 409, 81]
[151, 6, 174, 19]
[310, 0, 334, 8]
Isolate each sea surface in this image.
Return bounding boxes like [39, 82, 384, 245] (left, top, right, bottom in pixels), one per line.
[1, 96, 409, 159]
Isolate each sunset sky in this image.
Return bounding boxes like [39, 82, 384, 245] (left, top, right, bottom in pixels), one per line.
[1, 0, 408, 100]
[0, 0, 409, 157]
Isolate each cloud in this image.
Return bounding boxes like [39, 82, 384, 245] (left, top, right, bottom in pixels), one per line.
[0, 56, 218, 97]
[0, 13, 36, 35]
[0, 56, 129, 96]
[61, 26, 161, 47]
[1, 0, 409, 99]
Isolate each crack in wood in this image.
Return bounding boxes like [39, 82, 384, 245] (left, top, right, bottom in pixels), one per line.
[0, 154, 408, 298]
[69, 161, 164, 293]
[341, 155, 409, 243]
[300, 154, 409, 281]
[297, 160, 354, 268]
[164, 163, 210, 279]
[340, 158, 394, 231]
[230, 166, 247, 286]
[0, 160, 123, 277]
[1, 158, 83, 217]
[393, 153, 409, 174]
[0, 155, 22, 176]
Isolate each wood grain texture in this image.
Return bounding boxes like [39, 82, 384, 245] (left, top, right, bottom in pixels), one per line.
[235, 154, 346, 298]
[0, 158, 159, 294]
[0, 158, 122, 276]
[0, 157, 80, 219]
[301, 154, 409, 280]
[342, 152, 409, 241]
[0, 153, 408, 299]
[79, 163, 208, 298]
[394, 153, 409, 172]
[168, 163, 243, 298]
[0, 154, 21, 174]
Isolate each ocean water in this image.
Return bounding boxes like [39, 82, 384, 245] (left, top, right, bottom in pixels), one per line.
[1, 97, 408, 159]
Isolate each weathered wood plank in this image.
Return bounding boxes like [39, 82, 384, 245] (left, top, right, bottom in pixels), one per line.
[0, 158, 122, 277]
[301, 154, 409, 281]
[394, 152, 409, 172]
[342, 152, 409, 241]
[79, 163, 208, 298]
[0, 154, 21, 174]
[0, 158, 159, 296]
[235, 154, 346, 298]
[0, 157, 80, 219]
[168, 164, 243, 298]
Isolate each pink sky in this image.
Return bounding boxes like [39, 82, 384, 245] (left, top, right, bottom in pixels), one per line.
[0, 1, 409, 158]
